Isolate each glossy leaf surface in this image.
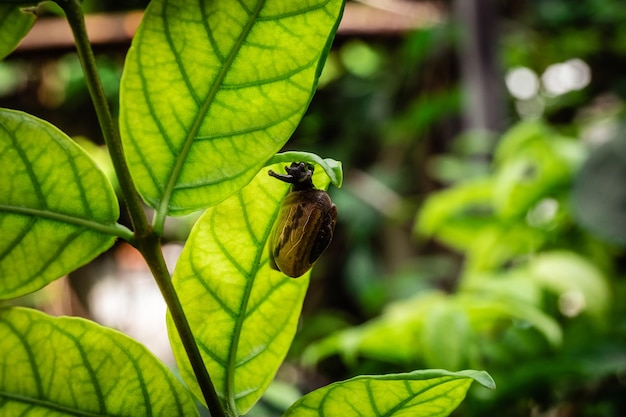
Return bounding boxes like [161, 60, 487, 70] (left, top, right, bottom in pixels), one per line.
[120, 0, 344, 215]
[0, 307, 199, 416]
[167, 163, 332, 415]
[0, 109, 119, 299]
[0, 5, 36, 60]
[283, 369, 495, 417]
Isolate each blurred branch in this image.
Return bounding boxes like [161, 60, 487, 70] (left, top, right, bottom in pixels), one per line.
[342, 0, 445, 34]
[15, 2, 445, 54]
[453, 0, 504, 136]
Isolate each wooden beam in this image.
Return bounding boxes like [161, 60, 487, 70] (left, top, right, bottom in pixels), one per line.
[15, 1, 445, 53]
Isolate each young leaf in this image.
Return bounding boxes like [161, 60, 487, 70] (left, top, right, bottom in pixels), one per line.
[282, 369, 495, 417]
[268, 151, 343, 188]
[0, 4, 36, 60]
[0, 307, 200, 417]
[0, 109, 121, 299]
[167, 163, 332, 415]
[119, 0, 345, 216]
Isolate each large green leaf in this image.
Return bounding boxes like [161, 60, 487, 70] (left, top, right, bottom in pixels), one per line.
[421, 299, 470, 370]
[167, 162, 332, 415]
[0, 109, 121, 299]
[119, 0, 344, 215]
[282, 369, 495, 417]
[0, 5, 36, 60]
[0, 307, 199, 416]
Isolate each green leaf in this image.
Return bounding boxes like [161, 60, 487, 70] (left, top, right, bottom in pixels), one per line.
[0, 5, 36, 60]
[528, 251, 610, 317]
[494, 121, 551, 165]
[282, 369, 495, 417]
[415, 179, 496, 251]
[268, 151, 343, 188]
[463, 223, 545, 273]
[0, 307, 200, 416]
[421, 299, 470, 370]
[167, 163, 332, 415]
[301, 291, 448, 367]
[119, 0, 345, 215]
[305, 283, 563, 368]
[459, 291, 563, 348]
[491, 148, 571, 219]
[492, 122, 583, 220]
[0, 109, 121, 299]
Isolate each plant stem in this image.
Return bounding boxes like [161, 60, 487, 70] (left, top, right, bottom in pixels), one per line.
[55, 0, 150, 239]
[138, 235, 227, 417]
[55, 2, 227, 416]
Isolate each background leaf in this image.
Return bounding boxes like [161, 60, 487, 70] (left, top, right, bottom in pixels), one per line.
[0, 5, 36, 60]
[528, 251, 610, 317]
[573, 133, 626, 245]
[119, 0, 344, 215]
[0, 109, 120, 299]
[167, 162, 332, 415]
[415, 179, 495, 251]
[282, 369, 495, 417]
[492, 122, 583, 219]
[0, 307, 199, 417]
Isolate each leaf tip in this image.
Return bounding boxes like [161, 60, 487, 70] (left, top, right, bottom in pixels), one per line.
[461, 369, 496, 390]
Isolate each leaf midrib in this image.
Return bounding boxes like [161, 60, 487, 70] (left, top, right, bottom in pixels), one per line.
[0, 391, 109, 417]
[0, 204, 131, 239]
[224, 170, 285, 415]
[156, 0, 268, 227]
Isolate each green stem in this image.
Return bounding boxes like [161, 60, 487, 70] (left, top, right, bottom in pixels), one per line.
[137, 235, 227, 417]
[55, 2, 227, 416]
[55, 0, 149, 239]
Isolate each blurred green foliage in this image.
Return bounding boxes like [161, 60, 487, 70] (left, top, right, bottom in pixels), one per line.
[288, 1, 626, 416]
[3, 0, 626, 415]
[301, 111, 626, 415]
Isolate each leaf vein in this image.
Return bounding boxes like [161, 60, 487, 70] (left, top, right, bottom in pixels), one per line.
[2, 119, 46, 209]
[0, 216, 36, 262]
[0, 318, 44, 397]
[158, 0, 268, 217]
[189, 259, 237, 317]
[52, 325, 107, 414]
[163, 0, 201, 105]
[256, 0, 333, 21]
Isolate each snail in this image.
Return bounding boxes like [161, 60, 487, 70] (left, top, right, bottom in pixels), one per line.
[268, 162, 337, 278]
